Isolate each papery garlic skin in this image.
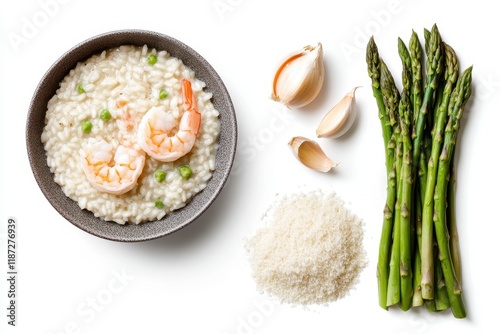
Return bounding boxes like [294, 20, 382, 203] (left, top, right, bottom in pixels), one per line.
[316, 86, 360, 138]
[288, 136, 337, 172]
[272, 43, 324, 109]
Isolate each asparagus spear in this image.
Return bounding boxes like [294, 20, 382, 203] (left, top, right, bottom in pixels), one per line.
[423, 28, 431, 56]
[380, 58, 401, 308]
[434, 66, 473, 319]
[398, 38, 412, 92]
[417, 25, 443, 161]
[398, 91, 413, 311]
[397, 38, 414, 311]
[420, 43, 458, 301]
[434, 248, 451, 311]
[367, 37, 396, 310]
[411, 35, 425, 300]
[409, 30, 423, 127]
[419, 29, 446, 190]
[447, 165, 462, 285]
[417, 27, 439, 231]
[412, 192, 424, 307]
[387, 131, 402, 307]
[367, 37, 393, 162]
[415, 24, 445, 300]
[385, 47, 409, 308]
[381, 59, 400, 129]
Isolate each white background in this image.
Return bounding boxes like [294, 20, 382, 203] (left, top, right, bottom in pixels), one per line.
[1, 0, 499, 333]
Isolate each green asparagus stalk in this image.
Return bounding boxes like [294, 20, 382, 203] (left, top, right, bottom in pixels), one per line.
[412, 253, 424, 306]
[367, 37, 393, 164]
[409, 30, 423, 128]
[417, 145, 428, 209]
[420, 78, 443, 195]
[447, 165, 462, 285]
[398, 38, 412, 92]
[420, 43, 458, 301]
[380, 58, 401, 307]
[367, 37, 396, 310]
[432, 77, 445, 126]
[412, 192, 424, 307]
[425, 299, 437, 312]
[411, 30, 430, 305]
[368, 25, 471, 317]
[381, 60, 400, 130]
[387, 132, 402, 307]
[434, 66, 472, 319]
[397, 38, 414, 311]
[434, 247, 451, 311]
[417, 27, 439, 215]
[423, 28, 431, 56]
[417, 24, 444, 166]
[398, 92, 413, 311]
[415, 24, 445, 300]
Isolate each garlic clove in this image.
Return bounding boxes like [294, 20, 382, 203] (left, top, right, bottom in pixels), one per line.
[272, 43, 324, 109]
[288, 136, 338, 172]
[316, 86, 360, 138]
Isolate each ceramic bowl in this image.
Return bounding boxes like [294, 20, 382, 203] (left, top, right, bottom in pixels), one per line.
[26, 30, 237, 242]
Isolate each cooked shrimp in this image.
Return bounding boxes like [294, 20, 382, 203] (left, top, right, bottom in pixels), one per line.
[81, 139, 145, 195]
[137, 78, 201, 162]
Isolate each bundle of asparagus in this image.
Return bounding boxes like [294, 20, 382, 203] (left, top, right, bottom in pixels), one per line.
[366, 24, 472, 318]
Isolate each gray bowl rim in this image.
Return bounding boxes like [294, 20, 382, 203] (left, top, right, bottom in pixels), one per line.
[26, 29, 237, 242]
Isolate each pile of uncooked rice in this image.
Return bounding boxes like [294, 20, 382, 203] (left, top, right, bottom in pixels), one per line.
[41, 45, 220, 224]
[245, 189, 367, 306]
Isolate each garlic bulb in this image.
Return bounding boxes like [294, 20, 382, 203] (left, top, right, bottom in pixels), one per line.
[316, 86, 360, 138]
[288, 136, 338, 172]
[272, 43, 324, 109]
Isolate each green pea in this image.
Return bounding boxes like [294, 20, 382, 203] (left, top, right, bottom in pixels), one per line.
[77, 83, 85, 94]
[154, 169, 167, 183]
[154, 200, 164, 208]
[147, 54, 157, 65]
[100, 109, 111, 121]
[81, 121, 92, 133]
[159, 89, 168, 99]
[178, 165, 192, 180]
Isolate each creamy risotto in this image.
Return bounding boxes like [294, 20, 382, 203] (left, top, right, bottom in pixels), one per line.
[41, 45, 220, 224]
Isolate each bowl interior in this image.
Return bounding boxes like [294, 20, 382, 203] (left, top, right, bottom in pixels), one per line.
[26, 30, 237, 242]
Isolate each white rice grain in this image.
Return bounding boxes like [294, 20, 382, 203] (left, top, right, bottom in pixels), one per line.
[246, 189, 367, 306]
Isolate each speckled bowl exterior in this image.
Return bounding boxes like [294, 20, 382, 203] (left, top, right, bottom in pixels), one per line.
[26, 30, 237, 242]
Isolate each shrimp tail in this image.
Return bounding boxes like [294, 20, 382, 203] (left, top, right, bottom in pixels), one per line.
[181, 78, 201, 135]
